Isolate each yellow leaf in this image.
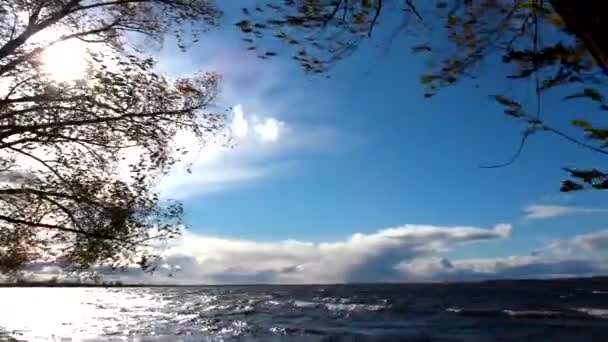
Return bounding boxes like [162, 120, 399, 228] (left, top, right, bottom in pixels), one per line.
[549, 14, 564, 27]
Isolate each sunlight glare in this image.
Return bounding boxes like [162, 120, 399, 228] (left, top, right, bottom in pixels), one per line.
[41, 39, 88, 82]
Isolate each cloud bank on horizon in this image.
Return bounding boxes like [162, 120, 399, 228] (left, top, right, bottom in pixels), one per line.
[21, 222, 608, 285]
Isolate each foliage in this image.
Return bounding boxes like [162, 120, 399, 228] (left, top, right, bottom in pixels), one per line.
[239, 0, 608, 192]
[0, 0, 223, 275]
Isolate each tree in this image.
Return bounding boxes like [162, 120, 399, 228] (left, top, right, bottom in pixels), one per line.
[238, 0, 608, 192]
[0, 0, 223, 275]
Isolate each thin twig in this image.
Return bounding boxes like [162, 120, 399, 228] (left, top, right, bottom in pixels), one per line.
[544, 125, 608, 156]
[406, 0, 423, 21]
[368, 0, 383, 37]
[480, 130, 531, 168]
[533, 0, 542, 119]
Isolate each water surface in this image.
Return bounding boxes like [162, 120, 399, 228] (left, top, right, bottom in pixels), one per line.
[1, 280, 608, 341]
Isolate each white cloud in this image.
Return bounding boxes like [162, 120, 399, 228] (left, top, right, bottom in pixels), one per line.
[230, 104, 249, 138]
[524, 205, 608, 219]
[254, 117, 284, 142]
[156, 103, 309, 198]
[150, 46, 331, 199]
[96, 223, 512, 284]
[574, 230, 608, 252]
[22, 224, 608, 284]
[398, 230, 608, 282]
[546, 229, 608, 259]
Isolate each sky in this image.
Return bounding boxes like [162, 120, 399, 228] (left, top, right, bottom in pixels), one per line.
[38, 2, 608, 284]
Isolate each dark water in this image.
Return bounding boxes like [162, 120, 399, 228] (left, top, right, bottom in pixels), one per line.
[1, 279, 608, 341]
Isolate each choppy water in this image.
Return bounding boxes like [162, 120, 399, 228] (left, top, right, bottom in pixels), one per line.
[1, 280, 608, 341]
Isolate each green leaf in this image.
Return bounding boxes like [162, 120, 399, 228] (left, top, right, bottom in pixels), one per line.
[572, 119, 591, 129]
[411, 44, 432, 54]
[420, 74, 438, 84]
[492, 95, 519, 107]
[504, 108, 524, 118]
[584, 88, 603, 102]
[560, 180, 584, 192]
[592, 180, 608, 190]
[564, 88, 604, 103]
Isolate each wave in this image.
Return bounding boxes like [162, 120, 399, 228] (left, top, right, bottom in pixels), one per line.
[325, 303, 388, 312]
[574, 308, 608, 319]
[447, 307, 608, 320]
[265, 300, 282, 306]
[503, 310, 560, 318]
[230, 305, 255, 315]
[445, 308, 504, 317]
[293, 300, 321, 308]
[292, 299, 389, 312]
[199, 304, 255, 316]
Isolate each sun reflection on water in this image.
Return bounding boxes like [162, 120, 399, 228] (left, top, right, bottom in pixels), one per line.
[0, 288, 170, 341]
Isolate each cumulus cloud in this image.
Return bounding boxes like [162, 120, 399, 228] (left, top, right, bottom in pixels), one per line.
[111, 226, 607, 284]
[230, 104, 249, 138]
[254, 117, 284, 143]
[156, 103, 316, 198]
[20, 224, 608, 284]
[573, 230, 608, 252]
[94, 223, 512, 284]
[150, 46, 332, 199]
[524, 205, 608, 219]
[398, 230, 608, 282]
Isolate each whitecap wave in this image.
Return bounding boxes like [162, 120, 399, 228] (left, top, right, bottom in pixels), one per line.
[575, 308, 608, 319]
[325, 303, 388, 312]
[231, 305, 255, 315]
[503, 310, 560, 318]
[293, 300, 321, 308]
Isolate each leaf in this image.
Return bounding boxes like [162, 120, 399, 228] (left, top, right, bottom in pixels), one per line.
[411, 44, 432, 54]
[420, 74, 438, 84]
[592, 179, 608, 190]
[507, 69, 534, 79]
[564, 168, 606, 184]
[571, 119, 591, 129]
[549, 14, 564, 27]
[585, 128, 608, 141]
[492, 95, 519, 107]
[564, 88, 604, 103]
[504, 108, 524, 117]
[584, 88, 603, 102]
[560, 180, 584, 192]
[236, 20, 253, 33]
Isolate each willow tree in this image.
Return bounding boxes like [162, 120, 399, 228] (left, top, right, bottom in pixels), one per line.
[0, 0, 223, 275]
[239, 0, 608, 192]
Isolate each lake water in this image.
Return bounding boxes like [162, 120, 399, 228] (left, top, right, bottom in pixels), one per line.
[1, 280, 608, 341]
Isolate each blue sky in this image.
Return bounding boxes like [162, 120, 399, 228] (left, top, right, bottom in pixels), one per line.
[95, 3, 608, 284]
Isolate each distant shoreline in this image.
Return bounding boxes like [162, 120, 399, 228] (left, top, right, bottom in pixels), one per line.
[1, 276, 607, 288]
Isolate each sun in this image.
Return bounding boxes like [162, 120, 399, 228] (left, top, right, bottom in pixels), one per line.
[41, 39, 88, 82]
